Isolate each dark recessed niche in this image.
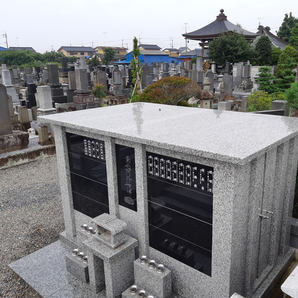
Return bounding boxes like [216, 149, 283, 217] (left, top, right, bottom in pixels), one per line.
[146, 152, 213, 276]
[67, 133, 109, 218]
[116, 145, 137, 211]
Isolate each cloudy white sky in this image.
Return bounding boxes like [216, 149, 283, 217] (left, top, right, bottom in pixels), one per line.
[1, 0, 296, 53]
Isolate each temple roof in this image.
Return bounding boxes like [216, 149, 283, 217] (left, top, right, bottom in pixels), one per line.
[183, 9, 258, 41]
[252, 25, 288, 50]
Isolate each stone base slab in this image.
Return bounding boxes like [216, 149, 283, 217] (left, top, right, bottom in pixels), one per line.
[73, 94, 94, 104]
[0, 130, 29, 154]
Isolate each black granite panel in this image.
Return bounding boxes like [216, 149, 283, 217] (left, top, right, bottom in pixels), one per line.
[69, 153, 107, 184]
[146, 152, 213, 194]
[67, 133, 105, 161]
[148, 178, 212, 223]
[149, 225, 211, 276]
[72, 192, 109, 218]
[148, 201, 212, 251]
[71, 173, 108, 206]
[116, 145, 137, 211]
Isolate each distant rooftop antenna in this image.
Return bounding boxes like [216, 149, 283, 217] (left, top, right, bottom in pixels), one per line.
[258, 17, 264, 26]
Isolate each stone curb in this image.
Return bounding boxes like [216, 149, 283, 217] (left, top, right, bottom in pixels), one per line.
[0, 145, 56, 170]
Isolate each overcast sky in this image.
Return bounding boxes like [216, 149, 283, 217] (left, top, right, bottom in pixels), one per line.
[1, 0, 296, 53]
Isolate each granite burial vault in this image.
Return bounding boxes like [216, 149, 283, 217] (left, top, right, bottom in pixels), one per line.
[34, 103, 298, 298]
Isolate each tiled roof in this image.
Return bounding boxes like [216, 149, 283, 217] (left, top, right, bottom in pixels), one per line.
[183, 9, 258, 40]
[58, 46, 96, 52]
[95, 46, 127, 50]
[252, 26, 288, 50]
[139, 44, 161, 50]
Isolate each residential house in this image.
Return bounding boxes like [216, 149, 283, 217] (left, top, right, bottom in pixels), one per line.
[139, 44, 161, 51]
[94, 46, 127, 62]
[163, 48, 180, 57]
[57, 46, 96, 58]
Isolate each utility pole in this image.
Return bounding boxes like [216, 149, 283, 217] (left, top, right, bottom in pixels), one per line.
[3, 32, 8, 48]
[122, 39, 124, 47]
[184, 23, 188, 52]
[103, 32, 107, 47]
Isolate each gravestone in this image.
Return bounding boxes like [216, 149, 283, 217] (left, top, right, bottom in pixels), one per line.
[141, 65, 151, 89]
[206, 70, 214, 92]
[27, 83, 37, 108]
[73, 69, 94, 104]
[26, 74, 34, 84]
[0, 84, 12, 135]
[2, 69, 12, 85]
[67, 71, 76, 102]
[233, 62, 243, 86]
[80, 56, 87, 69]
[24, 66, 32, 75]
[223, 74, 233, 97]
[196, 57, 203, 72]
[48, 64, 59, 85]
[48, 64, 67, 103]
[191, 69, 198, 83]
[68, 71, 77, 90]
[0, 84, 29, 154]
[224, 62, 230, 74]
[37, 86, 56, 114]
[198, 70, 204, 85]
[1, 70, 19, 104]
[112, 66, 122, 85]
[75, 68, 88, 92]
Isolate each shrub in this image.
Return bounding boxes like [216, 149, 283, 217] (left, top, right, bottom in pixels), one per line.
[136, 76, 201, 106]
[92, 84, 106, 99]
[247, 91, 272, 111]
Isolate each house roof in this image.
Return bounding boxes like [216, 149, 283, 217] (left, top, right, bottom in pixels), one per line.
[252, 25, 288, 50]
[163, 48, 179, 52]
[178, 48, 209, 58]
[95, 46, 127, 50]
[183, 9, 258, 41]
[0, 46, 7, 51]
[58, 46, 96, 52]
[8, 47, 36, 53]
[140, 50, 168, 55]
[139, 44, 161, 51]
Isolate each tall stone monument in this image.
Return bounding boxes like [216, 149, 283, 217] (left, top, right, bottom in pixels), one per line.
[0, 84, 29, 154]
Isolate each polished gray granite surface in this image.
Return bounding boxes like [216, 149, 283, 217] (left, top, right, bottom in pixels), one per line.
[9, 241, 107, 298]
[39, 103, 298, 164]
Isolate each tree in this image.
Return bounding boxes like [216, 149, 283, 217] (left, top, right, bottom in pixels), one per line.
[277, 12, 298, 42]
[255, 36, 272, 65]
[255, 67, 276, 93]
[208, 32, 255, 66]
[289, 23, 298, 50]
[270, 47, 282, 65]
[275, 57, 296, 92]
[285, 81, 298, 116]
[101, 47, 116, 66]
[136, 76, 201, 106]
[129, 37, 142, 102]
[88, 54, 100, 66]
[277, 45, 298, 66]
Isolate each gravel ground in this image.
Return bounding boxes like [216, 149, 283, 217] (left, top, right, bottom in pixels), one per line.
[0, 155, 64, 298]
